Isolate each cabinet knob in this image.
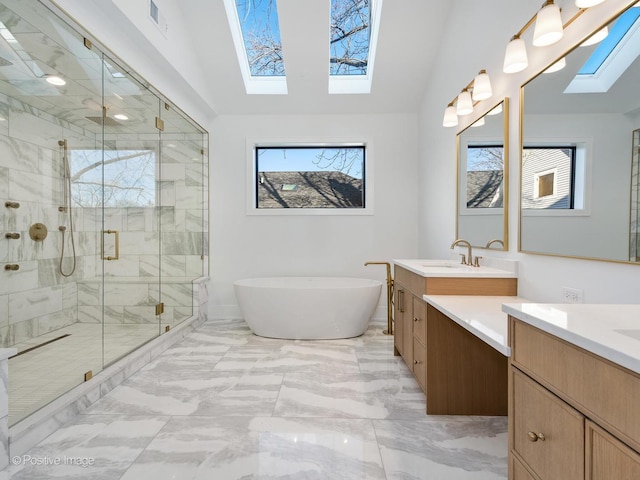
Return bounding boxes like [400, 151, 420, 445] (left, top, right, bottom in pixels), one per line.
[527, 431, 546, 442]
[413, 317, 420, 322]
[413, 360, 421, 365]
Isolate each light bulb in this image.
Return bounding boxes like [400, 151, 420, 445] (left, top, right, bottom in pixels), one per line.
[487, 103, 503, 116]
[580, 26, 608, 47]
[472, 70, 493, 101]
[543, 57, 566, 73]
[45, 75, 66, 86]
[533, 1, 563, 47]
[442, 105, 458, 128]
[456, 90, 473, 116]
[503, 36, 528, 74]
[575, 0, 606, 7]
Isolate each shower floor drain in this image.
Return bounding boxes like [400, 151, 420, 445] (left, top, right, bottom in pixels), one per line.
[9, 334, 71, 359]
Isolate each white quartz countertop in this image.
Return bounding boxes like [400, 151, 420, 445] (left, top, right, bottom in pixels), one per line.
[423, 295, 530, 356]
[394, 259, 517, 278]
[502, 303, 640, 375]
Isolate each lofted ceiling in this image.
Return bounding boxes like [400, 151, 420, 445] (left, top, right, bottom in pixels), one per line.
[179, 0, 453, 115]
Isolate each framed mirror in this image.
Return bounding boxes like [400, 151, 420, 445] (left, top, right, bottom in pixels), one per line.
[520, 4, 640, 263]
[456, 98, 509, 250]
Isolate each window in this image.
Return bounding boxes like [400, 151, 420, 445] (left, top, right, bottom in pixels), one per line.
[522, 146, 577, 210]
[223, 0, 287, 94]
[534, 169, 556, 199]
[465, 145, 504, 208]
[254, 145, 365, 209]
[70, 149, 156, 207]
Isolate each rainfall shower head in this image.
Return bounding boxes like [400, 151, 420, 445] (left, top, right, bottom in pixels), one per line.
[85, 115, 123, 127]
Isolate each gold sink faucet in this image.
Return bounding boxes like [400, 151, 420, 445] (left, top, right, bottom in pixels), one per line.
[485, 238, 504, 249]
[450, 239, 474, 266]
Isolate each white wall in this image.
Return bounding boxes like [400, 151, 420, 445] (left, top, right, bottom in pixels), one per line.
[210, 114, 419, 318]
[47, 0, 216, 127]
[420, 0, 640, 304]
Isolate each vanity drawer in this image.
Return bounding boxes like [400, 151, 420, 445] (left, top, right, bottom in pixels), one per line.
[412, 296, 426, 344]
[412, 337, 426, 392]
[510, 318, 640, 452]
[586, 421, 640, 480]
[511, 369, 584, 480]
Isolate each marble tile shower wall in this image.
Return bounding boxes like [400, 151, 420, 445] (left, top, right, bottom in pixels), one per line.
[75, 132, 207, 327]
[1, 95, 208, 345]
[0, 94, 96, 348]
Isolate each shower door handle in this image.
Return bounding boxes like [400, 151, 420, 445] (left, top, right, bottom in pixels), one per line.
[101, 230, 120, 261]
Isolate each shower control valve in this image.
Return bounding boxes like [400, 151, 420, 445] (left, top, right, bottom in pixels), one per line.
[5, 232, 20, 239]
[4, 264, 19, 271]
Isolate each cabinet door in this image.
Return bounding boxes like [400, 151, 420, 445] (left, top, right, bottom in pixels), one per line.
[402, 296, 414, 370]
[412, 296, 426, 344]
[512, 369, 584, 480]
[393, 287, 405, 356]
[586, 421, 640, 480]
[511, 455, 537, 480]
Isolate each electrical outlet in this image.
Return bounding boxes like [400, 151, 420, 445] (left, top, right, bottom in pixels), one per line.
[562, 287, 584, 304]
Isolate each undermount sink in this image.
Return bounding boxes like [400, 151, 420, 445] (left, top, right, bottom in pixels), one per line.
[419, 261, 469, 269]
[392, 258, 518, 278]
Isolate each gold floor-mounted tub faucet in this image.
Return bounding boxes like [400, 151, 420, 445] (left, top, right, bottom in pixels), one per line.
[364, 261, 394, 335]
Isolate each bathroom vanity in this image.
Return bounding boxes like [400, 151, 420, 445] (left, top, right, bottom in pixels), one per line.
[503, 304, 640, 480]
[392, 259, 518, 415]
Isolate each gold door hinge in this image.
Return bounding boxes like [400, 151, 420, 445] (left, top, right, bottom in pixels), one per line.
[164, 102, 170, 110]
[155, 117, 165, 131]
[84, 370, 93, 381]
[165, 325, 170, 333]
[156, 303, 165, 315]
[200, 149, 205, 155]
[83, 38, 92, 50]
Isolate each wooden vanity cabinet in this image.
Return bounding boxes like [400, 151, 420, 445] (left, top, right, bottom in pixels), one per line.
[508, 316, 640, 480]
[392, 264, 517, 413]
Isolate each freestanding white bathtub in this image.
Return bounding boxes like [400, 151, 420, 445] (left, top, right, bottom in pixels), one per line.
[233, 277, 382, 339]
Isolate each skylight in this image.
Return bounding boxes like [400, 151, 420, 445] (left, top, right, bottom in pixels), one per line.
[223, 0, 287, 94]
[329, 0, 383, 94]
[330, 0, 371, 76]
[223, 0, 383, 95]
[565, 6, 640, 94]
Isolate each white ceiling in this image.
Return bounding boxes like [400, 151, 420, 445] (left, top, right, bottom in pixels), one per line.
[179, 0, 453, 115]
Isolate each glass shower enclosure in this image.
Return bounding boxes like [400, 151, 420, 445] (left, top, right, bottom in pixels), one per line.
[0, 0, 208, 425]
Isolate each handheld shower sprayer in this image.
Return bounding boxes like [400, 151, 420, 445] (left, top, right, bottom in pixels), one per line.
[58, 139, 76, 277]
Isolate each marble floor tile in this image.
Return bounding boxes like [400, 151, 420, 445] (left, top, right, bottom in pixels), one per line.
[4, 319, 508, 479]
[2, 414, 169, 480]
[374, 416, 508, 480]
[273, 371, 426, 419]
[119, 416, 386, 480]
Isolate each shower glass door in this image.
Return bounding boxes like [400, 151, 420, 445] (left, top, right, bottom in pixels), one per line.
[100, 53, 162, 366]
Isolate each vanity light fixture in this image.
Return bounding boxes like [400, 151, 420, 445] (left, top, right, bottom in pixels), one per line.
[470, 116, 485, 127]
[503, 35, 529, 73]
[487, 103, 503, 116]
[533, 0, 564, 47]
[575, 0, 606, 7]
[580, 26, 609, 46]
[442, 69, 494, 127]
[442, 102, 458, 127]
[472, 70, 492, 101]
[45, 75, 66, 86]
[502, 1, 594, 75]
[456, 89, 473, 116]
[543, 57, 566, 73]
